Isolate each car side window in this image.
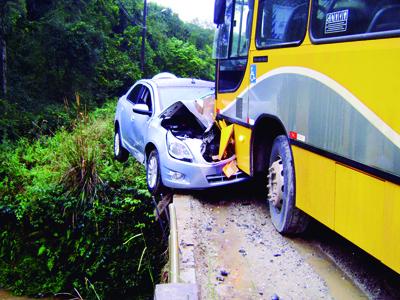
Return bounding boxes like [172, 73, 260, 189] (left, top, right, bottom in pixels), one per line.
[127, 85, 142, 103]
[137, 86, 153, 112]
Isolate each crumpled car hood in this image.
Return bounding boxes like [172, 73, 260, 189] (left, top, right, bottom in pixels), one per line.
[159, 100, 214, 129]
[159, 97, 220, 162]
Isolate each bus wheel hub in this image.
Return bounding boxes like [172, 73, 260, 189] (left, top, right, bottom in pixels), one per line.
[267, 158, 284, 209]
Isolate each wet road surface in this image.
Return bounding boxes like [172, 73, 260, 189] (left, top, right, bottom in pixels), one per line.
[175, 181, 400, 299]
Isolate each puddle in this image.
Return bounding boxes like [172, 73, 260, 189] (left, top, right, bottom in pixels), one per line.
[290, 238, 367, 299]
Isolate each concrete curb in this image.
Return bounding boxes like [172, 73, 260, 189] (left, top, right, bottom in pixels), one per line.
[154, 195, 199, 300]
[154, 283, 199, 300]
[173, 194, 197, 284]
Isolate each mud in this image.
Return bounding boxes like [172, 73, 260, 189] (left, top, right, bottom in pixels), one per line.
[177, 182, 400, 300]
[295, 221, 400, 300]
[0, 291, 30, 300]
[0, 291, 57, 300]
[290, 239, 366, 299]
[190, 199, 331, 299]
[184, 184, 334, 299]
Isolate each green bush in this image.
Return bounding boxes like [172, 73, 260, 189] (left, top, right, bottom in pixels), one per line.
[0, 102, 163, 299]
[1, 0, 215, 141]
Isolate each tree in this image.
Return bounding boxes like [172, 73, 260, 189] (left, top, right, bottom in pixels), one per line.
[158, 37, 213, 79]
[1, 0, 216, 140]
[0, 0, 24, 97]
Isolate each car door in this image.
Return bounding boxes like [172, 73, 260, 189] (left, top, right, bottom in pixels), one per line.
[119, 84, 142, 154]
[130, 84, 153, 162]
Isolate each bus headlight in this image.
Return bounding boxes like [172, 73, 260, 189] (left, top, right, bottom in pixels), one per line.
[166, 131, 193, 162]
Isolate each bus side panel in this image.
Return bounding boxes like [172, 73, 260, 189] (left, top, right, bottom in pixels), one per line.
[383, 182, 400, 273]
[293, 146, 400, 274]
[292, 146, 335, 229]
[335, 164, 385, 266]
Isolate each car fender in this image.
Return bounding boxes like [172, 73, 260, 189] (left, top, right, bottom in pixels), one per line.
[145, 121, 168, 164]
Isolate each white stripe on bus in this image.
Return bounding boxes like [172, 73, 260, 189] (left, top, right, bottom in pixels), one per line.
[221, 66, 400, 149]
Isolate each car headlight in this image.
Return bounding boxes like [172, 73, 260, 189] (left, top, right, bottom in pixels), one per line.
[166, 131, 193, 162]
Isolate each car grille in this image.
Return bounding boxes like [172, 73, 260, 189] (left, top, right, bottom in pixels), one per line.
[206, 171, 247, 183]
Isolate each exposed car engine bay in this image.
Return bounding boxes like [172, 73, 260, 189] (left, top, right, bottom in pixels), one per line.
[160, 101, 221, 162]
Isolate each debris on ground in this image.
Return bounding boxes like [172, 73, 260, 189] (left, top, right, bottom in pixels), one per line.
[220, 269, 229, 277]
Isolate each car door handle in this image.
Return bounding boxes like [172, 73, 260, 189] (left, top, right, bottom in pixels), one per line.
[130, 116, 135, 121]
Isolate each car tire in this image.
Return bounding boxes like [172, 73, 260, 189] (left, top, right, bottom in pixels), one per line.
[114, 129, 129, 162]
[267, 135, 309, 235]
[146, 149, 165, 195]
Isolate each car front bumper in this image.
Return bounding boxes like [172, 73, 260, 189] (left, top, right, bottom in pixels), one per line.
[159, 153, 249, 190]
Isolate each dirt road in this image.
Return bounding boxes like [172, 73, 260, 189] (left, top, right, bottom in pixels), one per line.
[174, 182, 400, 300]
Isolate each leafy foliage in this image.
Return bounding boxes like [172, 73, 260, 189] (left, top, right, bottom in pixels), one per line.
[0, 0, 216, 297]
[158, 37, 214, 79]
[0, 102, 163, 299]
[1, 0, 215, 140]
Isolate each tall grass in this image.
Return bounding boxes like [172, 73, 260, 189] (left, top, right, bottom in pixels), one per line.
[0, 100, 162, 299]
[62, 134, 102, 204]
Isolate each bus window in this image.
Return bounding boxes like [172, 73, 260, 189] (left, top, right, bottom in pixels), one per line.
[256, 0, 309, 48]
[310, 0, 400, 42]
[231, 0, 252, 57]
[213, 0, 254, 92]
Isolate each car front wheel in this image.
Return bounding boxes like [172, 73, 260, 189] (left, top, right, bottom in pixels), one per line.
[146, 149, 165, 195]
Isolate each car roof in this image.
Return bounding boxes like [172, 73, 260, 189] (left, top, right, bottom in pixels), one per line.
[148, 77, 215, 89]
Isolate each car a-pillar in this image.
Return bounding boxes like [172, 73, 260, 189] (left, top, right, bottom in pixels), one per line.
[251, 115, 309, 235]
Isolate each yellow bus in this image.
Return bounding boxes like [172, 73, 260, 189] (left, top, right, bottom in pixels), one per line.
[212, 0, 400, 273]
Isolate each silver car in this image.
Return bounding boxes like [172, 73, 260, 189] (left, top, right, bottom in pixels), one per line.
[114, 73, 247, 194]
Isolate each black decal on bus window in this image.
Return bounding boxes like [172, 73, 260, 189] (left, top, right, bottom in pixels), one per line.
[311, 0, 400, 43]
[325, 9, 349, 34]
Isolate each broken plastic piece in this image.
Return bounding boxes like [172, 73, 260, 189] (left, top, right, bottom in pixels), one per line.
[218, 124, 234, 160]
[222, 159, 239, 178]
[218, 119, 227, 130]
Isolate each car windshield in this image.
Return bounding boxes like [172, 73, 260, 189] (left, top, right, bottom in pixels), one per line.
[158, 86, 215, 110]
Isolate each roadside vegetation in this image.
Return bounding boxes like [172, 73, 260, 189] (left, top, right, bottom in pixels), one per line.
[0, 102, 164, 298]
[0, 0, 215, 298]
[0, 0, 214, 140]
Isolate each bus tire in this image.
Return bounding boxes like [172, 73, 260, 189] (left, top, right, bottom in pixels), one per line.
[267, 135, 309, 234]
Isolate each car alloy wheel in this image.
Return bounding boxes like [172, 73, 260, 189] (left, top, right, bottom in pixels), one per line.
[146, 149, 165, 195]
[114, 129, 129, 162]
[114, 132, 121, 156]
[147, 154, 158, 189]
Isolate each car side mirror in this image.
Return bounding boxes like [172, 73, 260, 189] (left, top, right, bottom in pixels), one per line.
[214, 0, 226, 25]
[132, 103, 152, 116]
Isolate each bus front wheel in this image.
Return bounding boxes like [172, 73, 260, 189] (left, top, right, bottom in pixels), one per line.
[267, 135, 309, 234]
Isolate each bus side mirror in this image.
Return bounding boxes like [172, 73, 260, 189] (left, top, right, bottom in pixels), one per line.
[214, 0, 226, 25]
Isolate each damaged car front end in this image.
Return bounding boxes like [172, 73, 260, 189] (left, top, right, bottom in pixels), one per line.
[150, 99, 248, 190]
[114, 75, 248, 194]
